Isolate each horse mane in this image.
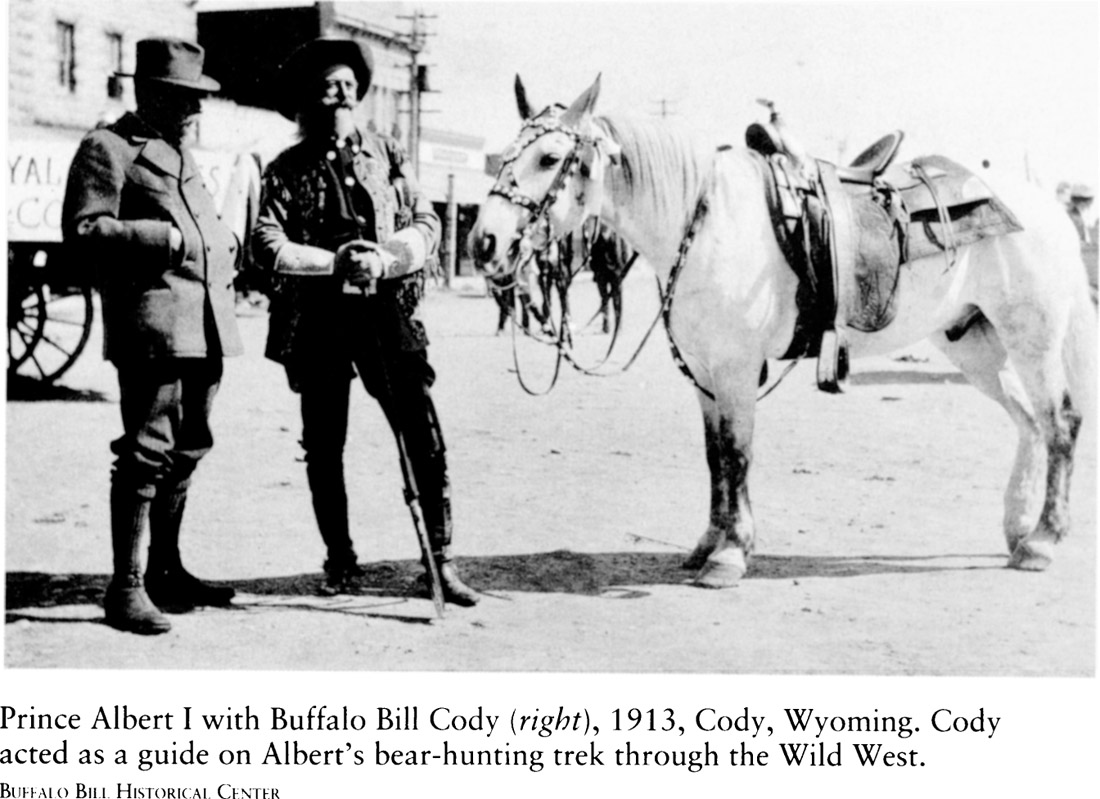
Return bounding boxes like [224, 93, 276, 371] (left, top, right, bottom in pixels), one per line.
[597, 114, 712, 229]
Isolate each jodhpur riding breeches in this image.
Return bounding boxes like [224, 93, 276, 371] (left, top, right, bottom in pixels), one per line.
[111, 358, 224, 499]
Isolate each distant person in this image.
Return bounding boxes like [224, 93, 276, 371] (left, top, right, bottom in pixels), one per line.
[251, 37, 478, 605]
[62, 39, 243, 634]
[1067, 184, 1098, 305]
[1067, 184, 1097, 245]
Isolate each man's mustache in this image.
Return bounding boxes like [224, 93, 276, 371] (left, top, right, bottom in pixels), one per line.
[319, 97, 357, 110]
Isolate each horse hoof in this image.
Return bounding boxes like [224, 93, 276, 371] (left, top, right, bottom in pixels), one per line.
[692, 552, 747, 589]
[1008, 540, 1055, 572]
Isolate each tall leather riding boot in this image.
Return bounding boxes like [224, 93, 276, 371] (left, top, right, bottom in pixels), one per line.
[145, 486, 235, 610]
[306, 460, 363, 586]
[421, 491, 479, 607]
[104, 485, 170, 635]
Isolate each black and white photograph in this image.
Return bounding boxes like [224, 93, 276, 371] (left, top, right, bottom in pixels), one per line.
[3, 0, 1098, 793]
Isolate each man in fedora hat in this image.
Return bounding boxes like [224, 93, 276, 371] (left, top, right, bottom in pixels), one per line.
[62, 38, 243, 634]
[252, 36, 478, 605]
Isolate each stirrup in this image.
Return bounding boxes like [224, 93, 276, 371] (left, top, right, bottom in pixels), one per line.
[816, 328, 850, 393]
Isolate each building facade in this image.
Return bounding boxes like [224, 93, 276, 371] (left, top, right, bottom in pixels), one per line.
[7, 0, 490, 280]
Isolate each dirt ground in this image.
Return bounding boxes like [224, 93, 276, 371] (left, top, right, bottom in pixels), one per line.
[4, 269, 1096, 674]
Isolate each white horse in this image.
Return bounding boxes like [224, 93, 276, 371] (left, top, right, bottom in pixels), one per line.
[470, 76, 1096, 588]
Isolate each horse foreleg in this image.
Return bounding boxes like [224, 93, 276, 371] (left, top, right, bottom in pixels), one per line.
[610, 284, 623, 335]
[684, 391, 757, 588]
[558, 274, 574, 344]
[494, 290, 510, 335]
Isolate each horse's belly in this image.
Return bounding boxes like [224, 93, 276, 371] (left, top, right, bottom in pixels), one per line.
[844, 250, 975, 358]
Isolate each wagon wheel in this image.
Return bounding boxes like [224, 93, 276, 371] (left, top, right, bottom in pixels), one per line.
[8, 280, 47, 371]
[8, 282, 94, 384]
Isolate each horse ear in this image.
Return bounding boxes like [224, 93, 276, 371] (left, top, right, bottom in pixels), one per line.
[561, 74, 602, 127]
[515, 74, 535, 121]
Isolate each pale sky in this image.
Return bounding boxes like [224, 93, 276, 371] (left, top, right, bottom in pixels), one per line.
[416, 1, 1098, 189]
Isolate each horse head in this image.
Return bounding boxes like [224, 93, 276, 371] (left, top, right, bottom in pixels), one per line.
[469, 75, 621, 278]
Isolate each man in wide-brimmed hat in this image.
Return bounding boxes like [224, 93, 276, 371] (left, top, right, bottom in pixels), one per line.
[252, 37, 479, 606]
[62, 38, 243, 635]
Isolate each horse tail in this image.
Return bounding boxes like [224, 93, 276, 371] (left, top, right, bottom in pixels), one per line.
[1063, 283, 1097, 431]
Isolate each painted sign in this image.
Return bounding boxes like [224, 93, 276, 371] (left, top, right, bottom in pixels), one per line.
[7, 140, 242, 243]
[7, 142, 75, 243]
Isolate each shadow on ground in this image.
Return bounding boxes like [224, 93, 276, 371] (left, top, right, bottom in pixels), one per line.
[851, 370, 969, 386]
[6, 548, 1005, 618]
[6, 374, 110, 402]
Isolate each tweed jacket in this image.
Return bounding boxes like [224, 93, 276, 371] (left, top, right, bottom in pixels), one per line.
[61, 113, 243, 363]
[252, 128, 441, 370]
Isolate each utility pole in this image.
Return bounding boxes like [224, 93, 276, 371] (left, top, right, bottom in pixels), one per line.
[397, 9, 435, 177]
[652, 98, 678, 119]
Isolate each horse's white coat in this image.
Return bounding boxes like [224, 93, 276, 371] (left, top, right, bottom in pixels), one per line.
[471, 77, 1096, 587]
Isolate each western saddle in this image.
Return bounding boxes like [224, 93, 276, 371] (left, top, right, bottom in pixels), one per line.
[744, 100, 1019, 393]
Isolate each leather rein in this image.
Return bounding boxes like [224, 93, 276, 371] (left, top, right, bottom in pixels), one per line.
[490, 116, 797, 401]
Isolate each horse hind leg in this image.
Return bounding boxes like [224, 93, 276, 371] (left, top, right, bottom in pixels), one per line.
[1009, 381, 1082, 571]
[936, 309, 1082, 569]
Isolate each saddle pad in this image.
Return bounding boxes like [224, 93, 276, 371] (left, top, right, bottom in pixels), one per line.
[900, 156, 1024, 264]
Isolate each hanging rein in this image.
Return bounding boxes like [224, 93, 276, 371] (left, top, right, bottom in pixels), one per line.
[489, 116, 800, 401]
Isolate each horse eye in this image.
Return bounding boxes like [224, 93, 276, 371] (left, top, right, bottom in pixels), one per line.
[539, 153, 561, 169]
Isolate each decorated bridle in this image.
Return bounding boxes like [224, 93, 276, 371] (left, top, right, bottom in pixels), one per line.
[489, 105, 799, 402]
[488, 106, 599, 272]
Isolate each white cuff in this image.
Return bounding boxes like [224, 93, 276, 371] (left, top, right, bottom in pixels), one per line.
[382, 228, 428, 278]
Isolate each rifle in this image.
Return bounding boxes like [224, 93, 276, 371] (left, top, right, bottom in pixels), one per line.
[362, 278, 445, 620]
[392, 419, 446, 620]
[340, 236, 446, 618]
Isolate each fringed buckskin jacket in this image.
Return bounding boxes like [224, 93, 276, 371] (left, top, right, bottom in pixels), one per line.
[252, 129, 441, 381]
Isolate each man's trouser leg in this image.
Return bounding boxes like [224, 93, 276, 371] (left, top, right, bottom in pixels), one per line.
[112, 359, 231, 626]
[299, 366, 361, 586]
[364, 350, 479, 606]
[129, 359, 234, 610]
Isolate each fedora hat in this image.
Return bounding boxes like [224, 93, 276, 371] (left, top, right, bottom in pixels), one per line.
[117, 38, 220, 93]
[276, 37, 373, 120]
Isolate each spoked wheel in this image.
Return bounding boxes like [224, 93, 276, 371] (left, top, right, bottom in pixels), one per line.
[8, 280, 47, 372]
[7, 281, 94, 384]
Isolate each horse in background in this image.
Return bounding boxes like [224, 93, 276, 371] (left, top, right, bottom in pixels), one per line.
[486, 219, 636, 338]
[485, 226, 573, 337]
[470, 75, 1095, 588]
[578, 217, 637, 334]
[486, 271, 533, 334]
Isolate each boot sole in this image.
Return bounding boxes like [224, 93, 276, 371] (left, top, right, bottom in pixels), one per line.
[105, 615, 172, 635]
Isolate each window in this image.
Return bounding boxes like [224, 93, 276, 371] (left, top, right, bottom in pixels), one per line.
[106, 32, 123, 98]
[57, 21, 76, 92]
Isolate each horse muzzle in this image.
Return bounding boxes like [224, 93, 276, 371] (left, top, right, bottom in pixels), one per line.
[469, 227, 526, 278]
[468, 228, 499, 274]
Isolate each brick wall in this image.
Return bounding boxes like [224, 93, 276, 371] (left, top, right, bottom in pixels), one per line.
[8, 0, 197, 133]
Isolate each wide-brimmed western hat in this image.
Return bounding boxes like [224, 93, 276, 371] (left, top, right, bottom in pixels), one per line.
[117, 38, 220, 93]
[1070, 183, 1095, 201]
[276, 37, 373, 120]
